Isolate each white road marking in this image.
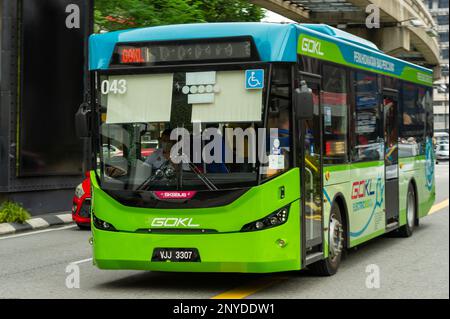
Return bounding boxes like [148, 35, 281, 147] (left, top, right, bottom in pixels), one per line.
[0, 223, 16, 235]
[70, 258, 93, 265]
[0, 224, 77, 240]
[26, 217, 50, 229]
[56, 213, 73, 223]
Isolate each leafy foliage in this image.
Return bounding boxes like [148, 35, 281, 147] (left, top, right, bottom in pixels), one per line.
[0, 201, 31, 224]
[94, 0, 264, 32]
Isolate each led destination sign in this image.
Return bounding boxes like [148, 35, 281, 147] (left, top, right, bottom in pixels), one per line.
[111, 38, 257, 67]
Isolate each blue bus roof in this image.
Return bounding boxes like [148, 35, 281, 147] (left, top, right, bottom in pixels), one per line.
[89, 22, 432, 85]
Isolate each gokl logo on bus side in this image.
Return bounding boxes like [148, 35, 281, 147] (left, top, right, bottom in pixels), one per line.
[351, 179, 375, 200]
[301, 38, 325, 56]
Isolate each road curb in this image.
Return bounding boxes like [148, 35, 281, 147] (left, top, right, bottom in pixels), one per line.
[0, 213, 74, 236]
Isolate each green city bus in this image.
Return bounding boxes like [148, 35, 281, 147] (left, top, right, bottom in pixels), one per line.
[81, 23, 435, 275]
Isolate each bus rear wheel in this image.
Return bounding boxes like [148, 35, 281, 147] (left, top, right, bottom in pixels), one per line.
[398, 184, 416, 237]
[309, 204, 345, 276]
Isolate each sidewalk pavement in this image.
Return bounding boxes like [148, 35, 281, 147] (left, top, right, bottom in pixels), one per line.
[0, 212, 73, 236]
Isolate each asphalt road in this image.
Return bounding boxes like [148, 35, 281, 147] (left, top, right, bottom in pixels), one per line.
[0, 164, 448, 299]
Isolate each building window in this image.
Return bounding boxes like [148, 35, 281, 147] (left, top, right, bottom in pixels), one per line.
[322, 64, 348, 164]
[425, 88, 434, 139]
[439, 32, 449, 42]
[437, 15, 449, 26]
[442, 48, 449, 60]
[352, 71, 382, 162]
[435, 114, 449, 123]
[438, 0, 449, 8]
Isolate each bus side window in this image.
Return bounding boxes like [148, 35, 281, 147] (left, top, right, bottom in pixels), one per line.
[399, 83, 426, 157]
[261, 65, 292, 179]
[352, 71, 383, 162]
[322, 64, 348, 164]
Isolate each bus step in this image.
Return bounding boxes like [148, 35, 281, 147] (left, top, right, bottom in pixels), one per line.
[305, 252, 324, 265]
[386, 221, 399, 232]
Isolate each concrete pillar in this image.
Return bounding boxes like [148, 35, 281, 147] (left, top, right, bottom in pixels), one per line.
[433, 65, 442, 81]
[374, 27, 411, 55]
[344, 27, 411, 56]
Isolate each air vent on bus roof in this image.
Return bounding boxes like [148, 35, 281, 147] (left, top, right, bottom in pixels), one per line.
[301, 24, 381, 52]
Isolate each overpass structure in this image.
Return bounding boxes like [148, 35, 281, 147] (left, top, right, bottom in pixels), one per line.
[251, 0, 442, 78]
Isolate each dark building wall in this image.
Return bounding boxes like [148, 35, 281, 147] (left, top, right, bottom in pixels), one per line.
[0, 0, 92, 214]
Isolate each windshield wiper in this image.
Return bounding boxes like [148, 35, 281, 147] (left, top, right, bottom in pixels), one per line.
[180, 154, 218, 191]
[136, 155, 218, 191]
[136, 160, 173, 191]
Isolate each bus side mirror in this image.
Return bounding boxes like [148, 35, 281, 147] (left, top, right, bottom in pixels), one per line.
[294, 82, 314, 120]
[75, 102, 91, 138]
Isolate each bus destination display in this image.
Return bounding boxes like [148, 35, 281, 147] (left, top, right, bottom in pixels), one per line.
[112, 39, 254, 66]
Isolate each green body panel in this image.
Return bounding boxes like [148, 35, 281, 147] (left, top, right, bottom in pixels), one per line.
[91, 169, 302, 273]
[322, 154, 435, 249]
[349, 229, 385, 247]
[297, 34, 433, 86]
[398, 155, 435, 225]
[323, 161, 385, 248]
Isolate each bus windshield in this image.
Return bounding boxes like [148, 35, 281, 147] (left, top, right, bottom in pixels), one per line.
[96, 65, 290, 191]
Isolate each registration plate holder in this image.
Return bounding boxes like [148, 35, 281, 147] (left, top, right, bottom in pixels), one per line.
[152, 248, 200, 262]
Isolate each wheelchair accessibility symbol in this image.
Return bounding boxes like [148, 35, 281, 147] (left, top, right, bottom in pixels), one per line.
[245, 69, 264, 90]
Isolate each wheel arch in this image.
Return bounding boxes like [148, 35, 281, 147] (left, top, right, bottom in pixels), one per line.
[408, 177, 419, 224]
[330, 192, 350, 249]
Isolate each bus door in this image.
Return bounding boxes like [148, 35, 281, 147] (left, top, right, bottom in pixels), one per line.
[383, 89, 399, 224]
[298, 72, 324, 263]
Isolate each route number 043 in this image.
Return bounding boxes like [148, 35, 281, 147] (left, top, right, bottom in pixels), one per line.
[101, 79, 127, 95]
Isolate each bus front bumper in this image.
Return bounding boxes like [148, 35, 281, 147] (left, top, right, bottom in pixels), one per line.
[92, 225, 301, 273]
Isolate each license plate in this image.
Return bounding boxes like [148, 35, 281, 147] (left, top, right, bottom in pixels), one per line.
[152, 248, 200, 262]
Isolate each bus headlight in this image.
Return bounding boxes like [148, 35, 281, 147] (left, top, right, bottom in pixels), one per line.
[241, 206, 290, 232]
[93, 214, 117, 231]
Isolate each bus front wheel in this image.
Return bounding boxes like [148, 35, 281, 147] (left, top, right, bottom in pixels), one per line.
[398, 184, 416, 237]
[309, 204, 345, 276]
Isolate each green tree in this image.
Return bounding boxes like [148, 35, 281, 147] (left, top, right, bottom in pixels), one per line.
[194, 0, 265, 22]
[94, 0, 264, 32]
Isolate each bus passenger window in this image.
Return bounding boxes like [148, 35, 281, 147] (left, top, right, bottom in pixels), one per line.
[322, 64, 348, 164]
[399, 83, 427, 157]
[352, 71, 382, 162]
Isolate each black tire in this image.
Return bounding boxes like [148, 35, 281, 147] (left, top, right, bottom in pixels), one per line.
[309, 204, 345, 276]
[398, 183, 416, 237]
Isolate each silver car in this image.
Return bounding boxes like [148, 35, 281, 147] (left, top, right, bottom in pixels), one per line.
[436, 143, 449, 163]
